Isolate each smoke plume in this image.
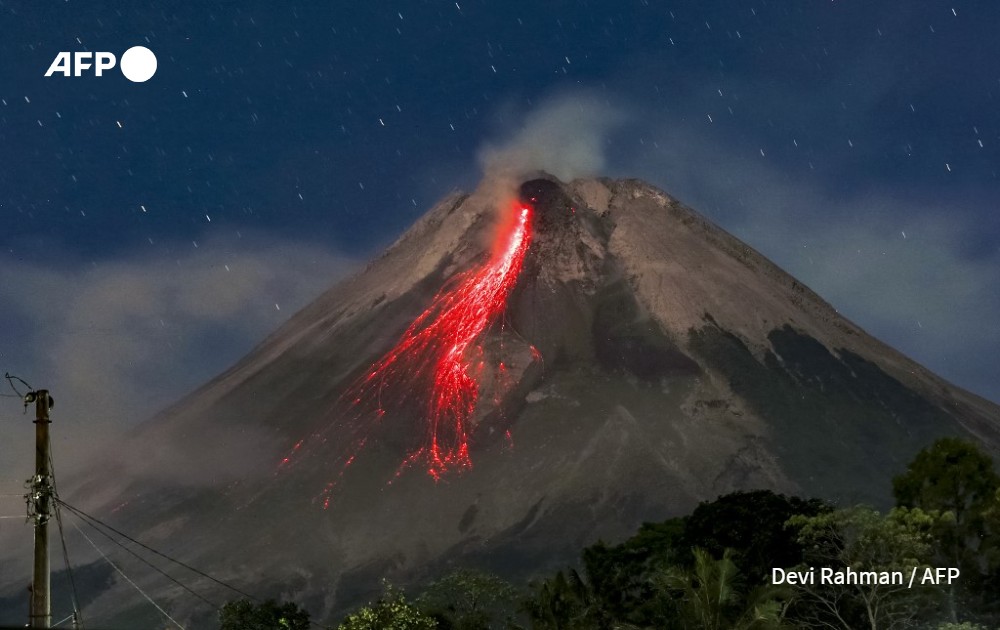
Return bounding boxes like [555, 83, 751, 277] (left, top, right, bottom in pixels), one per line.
[476, 92, 627, 207]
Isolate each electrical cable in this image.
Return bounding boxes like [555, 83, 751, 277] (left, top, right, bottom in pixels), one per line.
[56, 499, 336, 629]
[69, 518, 186, 629]
[53, 507, 85, 630]
[4, 372, 31, 397]
[59, 501, 217, 610]
[55, 498, 259, 603]
[49, 441, 85, 629]
[6, 383, 331, 629]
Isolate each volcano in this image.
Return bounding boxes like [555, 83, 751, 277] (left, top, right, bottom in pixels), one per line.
[7, 175, 1000, 626]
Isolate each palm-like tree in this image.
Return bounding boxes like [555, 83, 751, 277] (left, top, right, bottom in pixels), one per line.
[653, 547, 790, 630]
[524, 569, 610, 629]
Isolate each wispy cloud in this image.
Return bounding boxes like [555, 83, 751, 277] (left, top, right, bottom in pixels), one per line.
[0, 234, 355, 479]
[622, 116, 1000, 403]
[475, 91, 628, 208]
[465, 83, 999, 403]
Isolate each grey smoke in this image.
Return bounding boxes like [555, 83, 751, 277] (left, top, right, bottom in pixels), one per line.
[0, 235, 355, 482]
[477, 92, 626, 192]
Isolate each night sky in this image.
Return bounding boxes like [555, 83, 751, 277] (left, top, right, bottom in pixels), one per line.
[1, 1, 998, 479]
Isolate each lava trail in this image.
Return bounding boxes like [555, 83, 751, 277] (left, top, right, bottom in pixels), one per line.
[280, 201, 534, 503]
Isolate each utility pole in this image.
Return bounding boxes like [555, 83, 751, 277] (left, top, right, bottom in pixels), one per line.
[27, 389, 53, 629]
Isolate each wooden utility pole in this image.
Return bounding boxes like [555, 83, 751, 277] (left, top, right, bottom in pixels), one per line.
[28, 389, 52, 628]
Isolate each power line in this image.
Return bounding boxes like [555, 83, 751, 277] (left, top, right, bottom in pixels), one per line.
[56, 499, 335, 629]
[4, 372, 31, 398]
[69, 519, 186, 630]
[55, 499, 260, 603]
[49, 443, 84, 630]
[60, 502, 218, 610]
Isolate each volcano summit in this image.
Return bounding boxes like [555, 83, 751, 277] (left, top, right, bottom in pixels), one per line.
[14, 175, 1000, 625]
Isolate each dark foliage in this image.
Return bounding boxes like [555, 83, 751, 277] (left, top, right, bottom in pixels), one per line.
[218, 599, 311, 630]
[416, 569, 521, 629]
[229, 440, 1000, 629]
[677, 490, 830, 586]
[894, 437, 1000, 622]
[581, 517, 684, 625]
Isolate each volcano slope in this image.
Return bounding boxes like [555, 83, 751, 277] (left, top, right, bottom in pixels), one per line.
[26, 175, 1000, 625]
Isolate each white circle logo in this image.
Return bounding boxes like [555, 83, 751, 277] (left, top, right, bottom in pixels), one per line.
[120, 46, 157, 82]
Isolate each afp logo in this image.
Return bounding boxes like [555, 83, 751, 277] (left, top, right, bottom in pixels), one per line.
[45, 45, 157, 83]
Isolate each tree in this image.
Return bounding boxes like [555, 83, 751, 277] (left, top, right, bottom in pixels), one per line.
[982, 487, 1000, 574]
[677, 491, 829, 587]
[653, 547, 790, 630]
[893, 438, 999, 549]
[339, 584, 437, 630]
[581, 517, 685, 627]
[522, 569, 608, 630]
[416, 569, 522, 629]
[788, 506, 943, 630]
[578, 492, 825, 628]
[893, 438, 1000, 620]
[965, 488, 1000, 624]
[219, 599, 311, 630]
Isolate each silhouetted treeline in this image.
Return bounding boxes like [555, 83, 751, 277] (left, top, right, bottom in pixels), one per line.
[222, 437, 1000, 629]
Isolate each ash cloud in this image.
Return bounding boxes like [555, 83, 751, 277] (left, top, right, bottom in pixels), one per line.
[468, 77, 1000, 404]
[476, 92, 627, 207]
[0, 235, 355, 484]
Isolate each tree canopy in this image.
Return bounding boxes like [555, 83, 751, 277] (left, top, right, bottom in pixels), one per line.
[219, 438, 1000, 629]
[219, 599, 311, 630]
[339, 584, 437, 630]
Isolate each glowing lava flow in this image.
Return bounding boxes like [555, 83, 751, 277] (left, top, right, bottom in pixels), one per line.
[282, 202, 534, 503]
[360, 203, 532, 479]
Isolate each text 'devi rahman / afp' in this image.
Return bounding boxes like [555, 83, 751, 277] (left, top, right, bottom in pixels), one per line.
[772, 566, 960, 587]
